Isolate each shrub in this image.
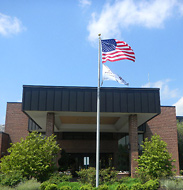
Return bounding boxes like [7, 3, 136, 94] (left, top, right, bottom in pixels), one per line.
[58, 182, 81, 190]
[77, 167, 117, 186]
[180, 170, 183, 175]
[144, 179, 159, 190]
[59, 174, 72, 182]
[0, 171, 25, 187]
[0, 186, 13, 190]
[76, 169, 88, 184]
[118, 177, 141, 188]
[16, 178, 41, 190]
[100, 167, 117, 184]
[45, 184, 59, 190]
[136, 134, 175, 182]
[77, 167, 96, 186]
[80, 184, 93, 190]
[40, 181, 51, 190]
[48, 173, 61, 185]
[0, 132, 60, 182]
[48, 173, 72, 185]
[98, 184, 109, 190]
[115, 184, 129, 190]
[59, 186, 72, 190]
[130, 179, 159, 190]
[131, 183, 144, 190]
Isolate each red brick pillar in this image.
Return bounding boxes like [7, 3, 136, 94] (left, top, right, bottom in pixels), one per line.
[46, 113, 55, 136]
[129, 114, 138, 178]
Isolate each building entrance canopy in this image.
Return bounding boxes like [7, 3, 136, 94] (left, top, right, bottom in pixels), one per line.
[22, 85, 160, 133]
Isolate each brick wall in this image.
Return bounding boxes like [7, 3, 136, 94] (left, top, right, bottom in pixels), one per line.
[2, 103, 180, 174]
[145, 106, 179, 174]
[5, 103, 29, 144]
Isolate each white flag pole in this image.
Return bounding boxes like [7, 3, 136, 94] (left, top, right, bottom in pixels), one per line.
[96, 33, 101, 188]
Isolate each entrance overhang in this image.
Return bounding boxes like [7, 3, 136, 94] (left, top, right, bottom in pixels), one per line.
[22, 85, 161, 132]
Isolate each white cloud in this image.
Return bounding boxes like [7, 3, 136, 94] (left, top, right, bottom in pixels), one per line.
[176, 1, 183, 15]
[87, 0, 183, 43]
[0, 13, 25, 36]
[173, 97, 183, 116]
[142, 79, 179, 100]
[79, 0, 91, 8]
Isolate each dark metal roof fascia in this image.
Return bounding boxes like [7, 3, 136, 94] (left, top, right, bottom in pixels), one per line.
[22, 85, 160, 114]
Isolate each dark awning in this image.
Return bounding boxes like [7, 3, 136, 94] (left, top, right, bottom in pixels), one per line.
[22, 85, 160, 133]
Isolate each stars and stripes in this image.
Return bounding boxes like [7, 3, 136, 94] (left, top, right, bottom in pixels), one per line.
[101, 39, 135, 63]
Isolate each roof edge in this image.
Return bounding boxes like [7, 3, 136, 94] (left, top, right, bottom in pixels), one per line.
[23, 85, 160, 91]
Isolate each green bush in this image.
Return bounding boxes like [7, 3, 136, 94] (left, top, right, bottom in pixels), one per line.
[40, 181, 51, 190]
[16, 178, 41, 190]
[58, 182, 81, 190]
[136, 134, 175, 182]
[45, 184, 59, 190]
[115, 184, 129, 190]
[180, 170, 183, 175]
[0, 186, 13, 190]
[0, 171, 25, 187]
[59, 186, 72, 190]
[118, 177, 140, 188]
[131, 183, 144, 190]
[59, 174, 72, 182]
[80, 184, 93, 190]
[98, 184, 109, 190]
[77, 167, 117, 186]
[77, 167, 96, 186]
[76, 169, 88, 184]
[0, 132, 60, 182]
[100, 167, 117, 184]
[48, 173, 61, 185]
[130, 179, 159, 190]
[48, 173, 72, 185]
[144, 179, 159, 190]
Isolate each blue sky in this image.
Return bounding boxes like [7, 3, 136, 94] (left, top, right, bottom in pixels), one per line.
[0, 0, 183, 124]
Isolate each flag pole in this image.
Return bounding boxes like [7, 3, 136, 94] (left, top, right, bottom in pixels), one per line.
[96, 33, 101, 188]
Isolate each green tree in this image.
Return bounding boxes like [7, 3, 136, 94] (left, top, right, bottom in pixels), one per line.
[177, 121, 183, 170]
[0, 131, 60, 182]
[136, 134, 175, 182]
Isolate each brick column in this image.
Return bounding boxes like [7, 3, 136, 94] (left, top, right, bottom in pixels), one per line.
[129, 114, 138, 178]
[46, 113, 55, 136]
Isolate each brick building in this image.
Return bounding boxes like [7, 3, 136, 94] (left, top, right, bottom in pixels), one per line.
[0, 85, 180, 176]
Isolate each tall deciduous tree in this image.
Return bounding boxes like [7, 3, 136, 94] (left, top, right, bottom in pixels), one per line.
[136, 134, 175, 182]
[0, 131, 60, 182]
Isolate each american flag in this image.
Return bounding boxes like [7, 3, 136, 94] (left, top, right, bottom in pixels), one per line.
[101, 39, 135, 63]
